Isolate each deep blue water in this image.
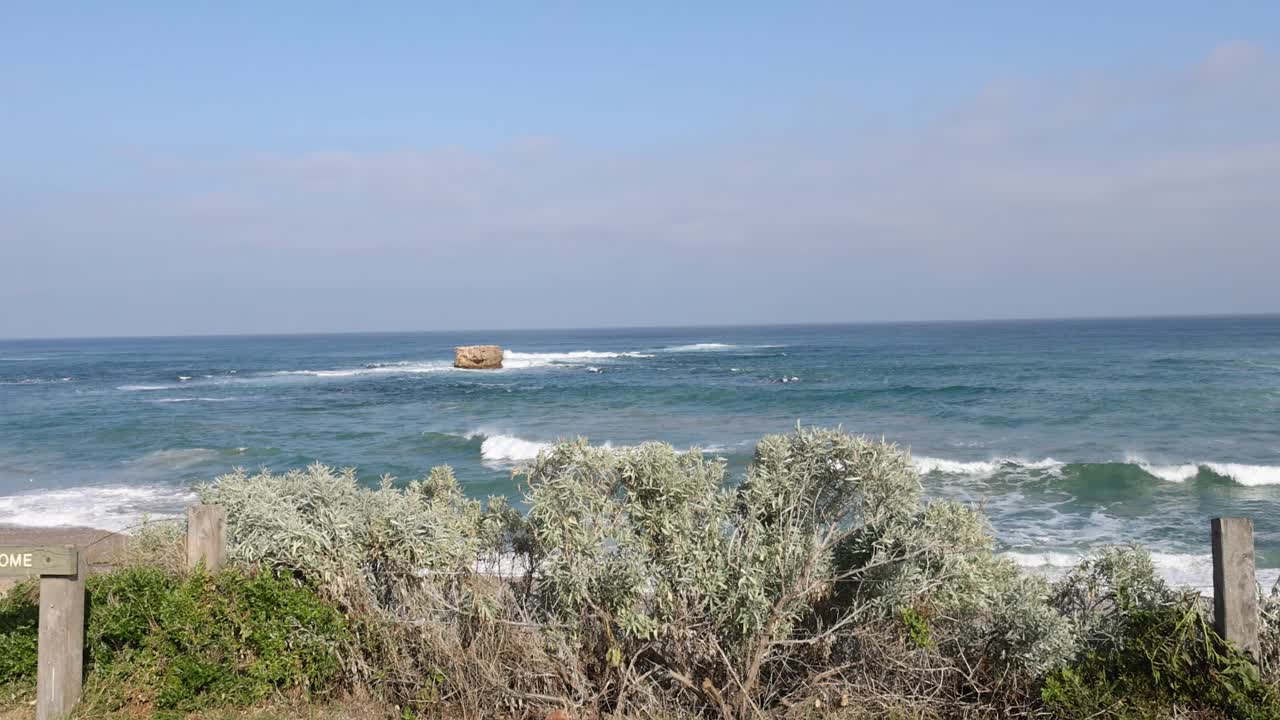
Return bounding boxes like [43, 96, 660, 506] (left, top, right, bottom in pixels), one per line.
[2, 316, 1279, 586]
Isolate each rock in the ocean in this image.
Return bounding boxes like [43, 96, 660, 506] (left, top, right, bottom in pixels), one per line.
[454, 345, 504, 369]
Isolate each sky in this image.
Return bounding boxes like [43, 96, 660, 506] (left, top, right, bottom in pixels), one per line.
[2, 2, 1279, 338]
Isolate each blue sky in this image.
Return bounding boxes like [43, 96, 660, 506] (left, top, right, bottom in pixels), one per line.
[2, 3, 1279, 337]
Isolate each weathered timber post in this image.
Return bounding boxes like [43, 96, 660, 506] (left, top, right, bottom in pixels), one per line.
[1211, 517, 1260, 658]
[186, 504, 227, 572]
[37, 549, 85, 720]
[0, 545, 83, 720]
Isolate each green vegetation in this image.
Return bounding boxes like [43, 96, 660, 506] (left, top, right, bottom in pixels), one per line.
[4, 426, 1280, 719]
[1, 566, 348, 716]
[0, 579, 39, 693]
[1043, 547, 1280, 719]
[1042, 600, 1276, 719]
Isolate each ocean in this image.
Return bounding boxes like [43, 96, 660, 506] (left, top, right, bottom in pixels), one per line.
[2, 316, 1278, 589]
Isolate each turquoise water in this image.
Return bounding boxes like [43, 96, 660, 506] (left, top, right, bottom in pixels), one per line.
[2, 316, 1279, 586]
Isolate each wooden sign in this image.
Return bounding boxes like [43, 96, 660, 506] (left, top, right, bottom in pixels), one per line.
[0, 545, 79, 577]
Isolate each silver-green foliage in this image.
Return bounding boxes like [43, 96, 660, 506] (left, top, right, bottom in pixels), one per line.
[1052, 545, 1181, 649]
[202, 427, 1086, 712]
[200, 463, 519, 618]
[523, 426, 1077, 698]
[524, 439, 733, 644]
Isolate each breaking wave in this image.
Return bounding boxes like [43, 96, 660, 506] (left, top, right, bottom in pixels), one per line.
[913, 454, 1280, 486]
[1130, 460, 1202, 483]
[912, 455, 1064, 476]
[478, 434, 551, 465]
[1198, 462, 1280, 486]
[1126, 454, 1280, 485]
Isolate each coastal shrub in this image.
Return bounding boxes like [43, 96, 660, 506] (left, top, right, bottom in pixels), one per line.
[197, 427, 1271, 719]
[211, 430, 1019, 715]
[522, 431, 919, 713]
[6, 430, 1279, 720]
[0, 580, 38, 692]
[1042, 546, 1280, 719]
[200, 464, 520, 611]
[1041, 598, 1280, 719]
[1052, 545, 1179, 643]
[123, 516, 188, 572]
[0, 566, 348, 713]
[520, 428, 1079, 715]
[199, 462, 536, 707]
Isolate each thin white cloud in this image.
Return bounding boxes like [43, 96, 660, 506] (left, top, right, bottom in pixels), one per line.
[2, 42, 1278, 336]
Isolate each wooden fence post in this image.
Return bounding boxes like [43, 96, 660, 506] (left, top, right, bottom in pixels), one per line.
[1211, 517, 1260, 657]
[35, 549, 85, 720]
[186, 504, 227, 572]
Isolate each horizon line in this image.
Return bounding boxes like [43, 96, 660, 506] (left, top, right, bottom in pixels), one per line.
[2, 310, 1278, 343]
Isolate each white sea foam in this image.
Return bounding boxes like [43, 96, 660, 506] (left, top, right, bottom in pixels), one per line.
[1020, 457, 1068, 470]
[470, 431, 645, 465]
[1004, 550, 1280, 592]
[1128, 455, 1280, 485]
[150, 397, 244, 403]
[1127, 453, 1199, 483]
[274, 361, 454, 378]
[1203, 462, 1280, 486]
[469, 431, 744, 467]
[913, 456, 1000, 475]
[696, 441, 754, 455]
[270, 350, 651, 378]
[0, 485, 195, 531]
[661, 343, 783, 352]
[502, 350, 651, 369]
[663, 343, 739, 352]
[118, 384, 173, 391]
[0, 377, 74, 385]
[178, 375, 193, 381]
[1132, 460, 1201, 483]
[479, 434, 550, 465]
[915, 453, 1280, 487]
[912, 455, 1064, 476]
[1002, 551, 1085, 574]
